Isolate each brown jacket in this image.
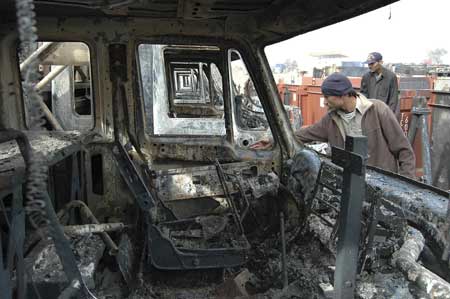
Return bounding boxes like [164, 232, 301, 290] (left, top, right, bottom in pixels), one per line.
[296, 95, 416, 178]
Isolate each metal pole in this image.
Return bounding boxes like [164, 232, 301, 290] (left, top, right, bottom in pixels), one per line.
[420, 113, 432, 184]
[27, 65, 67, 131]
[59, 200, 119, 255]
[63, 223, 125, 235]
[332, 135, 368, 299]
[407, 115, 418, 144]
[280, 212, 288, 289]
[35, 97, 64, 130]
[284, 86, 291, 105]
[19, 42, 56, 71]
[63, 222, 125, 236]
[35, 65, 67, 92]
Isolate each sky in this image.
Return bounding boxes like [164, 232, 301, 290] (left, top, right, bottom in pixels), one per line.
[265, 0, 450, 68]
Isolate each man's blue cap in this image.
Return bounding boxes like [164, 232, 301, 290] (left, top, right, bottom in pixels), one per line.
[321, 73, 354, 96]
[365, 52, 382, 64]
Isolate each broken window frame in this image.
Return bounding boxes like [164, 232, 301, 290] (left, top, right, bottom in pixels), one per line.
[228, 48, 274, 149]
[136, 40, 276, 151]
[137, 43, 227, 137]
[163, 47, 224, 119]
[18, 40, 96, 131]
[170, 62, 207, 104]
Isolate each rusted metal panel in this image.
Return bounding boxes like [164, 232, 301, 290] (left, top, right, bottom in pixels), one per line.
[430, 91, 450, 190]
[304, 87, 328, 126]
[399, 77, 432, 91]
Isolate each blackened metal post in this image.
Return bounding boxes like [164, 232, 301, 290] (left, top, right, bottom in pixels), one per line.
[420, 112, 432, 184]
[280, 212, 288, 289]
[332, 135, 368, 299]
[407, 96, 432, 184]
[283, 86, 291, 105]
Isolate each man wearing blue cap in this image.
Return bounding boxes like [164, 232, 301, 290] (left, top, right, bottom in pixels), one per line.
[295, 73, 415, 178]
[360, 52, 399, 119]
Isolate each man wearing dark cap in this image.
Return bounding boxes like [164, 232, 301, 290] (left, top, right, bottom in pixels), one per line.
[360, 52, 400, 119]
[294, 73, 415, 177]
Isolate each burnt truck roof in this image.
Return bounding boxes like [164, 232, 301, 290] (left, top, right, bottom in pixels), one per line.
[1, 0, 397, 45]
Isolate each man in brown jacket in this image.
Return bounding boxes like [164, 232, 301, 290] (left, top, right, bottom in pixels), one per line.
[296, 73, 415, 178]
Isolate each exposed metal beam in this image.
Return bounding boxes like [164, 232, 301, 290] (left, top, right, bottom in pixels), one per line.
[19, 42, 56, 71]
[35, 65, 67, 92]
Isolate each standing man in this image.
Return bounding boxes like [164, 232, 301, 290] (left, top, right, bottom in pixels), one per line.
[360, 52, 400, 119]
[250, 73, 416, 178]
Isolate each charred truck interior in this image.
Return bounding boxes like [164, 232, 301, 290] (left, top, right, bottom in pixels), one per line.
[0, 0, 450, 298]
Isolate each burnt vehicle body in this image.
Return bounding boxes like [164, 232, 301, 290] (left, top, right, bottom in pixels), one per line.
[0, 0, 449, 298]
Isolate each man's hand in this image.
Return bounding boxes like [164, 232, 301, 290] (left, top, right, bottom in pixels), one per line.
[249, 139, 272, 150]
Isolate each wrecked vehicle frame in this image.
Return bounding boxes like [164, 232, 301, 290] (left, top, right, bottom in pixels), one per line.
[0, 0, 450, 298]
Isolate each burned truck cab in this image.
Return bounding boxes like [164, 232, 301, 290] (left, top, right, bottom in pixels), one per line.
[1, 3, 305, 289]
[1, 0, 449, 298]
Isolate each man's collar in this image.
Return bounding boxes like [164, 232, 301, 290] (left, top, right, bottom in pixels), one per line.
[371, 66, 385, 78]
[355, 96, 364, 114]
[356, 93, 373, 115]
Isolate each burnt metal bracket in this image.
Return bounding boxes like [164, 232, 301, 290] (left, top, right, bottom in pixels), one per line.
[214, 159, 245, 235]
[111, 142, 156, 213]
[407, 96, 432, 184]
[331, 147, 364, 176]
[332, 135, 368, 299]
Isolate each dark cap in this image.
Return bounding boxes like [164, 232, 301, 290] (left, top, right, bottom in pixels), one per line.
[365, 52, 382, 64]
[321, 73, 354, 96]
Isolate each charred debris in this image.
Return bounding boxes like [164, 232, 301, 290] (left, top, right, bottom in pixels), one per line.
[0, 0, 450, 298]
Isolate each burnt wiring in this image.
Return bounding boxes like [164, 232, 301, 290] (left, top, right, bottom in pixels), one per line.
[15, 0, 50, 233]
[11, 0, 97, 298]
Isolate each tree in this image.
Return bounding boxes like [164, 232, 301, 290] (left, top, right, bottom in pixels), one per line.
[283, 58, 299, 73]
[427, 48, 448, 65]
